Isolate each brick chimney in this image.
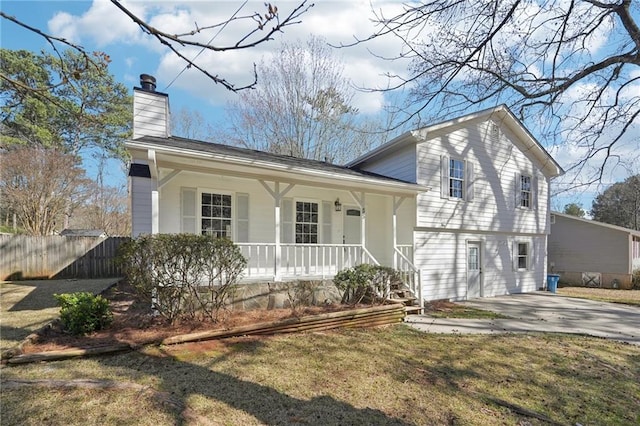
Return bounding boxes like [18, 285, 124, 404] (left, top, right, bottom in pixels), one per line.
[132, 74, 170, 139]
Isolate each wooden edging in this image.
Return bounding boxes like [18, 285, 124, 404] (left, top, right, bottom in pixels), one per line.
[162, 303, 406, 345]
[5, 304, 406, 365]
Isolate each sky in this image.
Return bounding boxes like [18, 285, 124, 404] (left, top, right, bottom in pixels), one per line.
[2, 0, 638, 213]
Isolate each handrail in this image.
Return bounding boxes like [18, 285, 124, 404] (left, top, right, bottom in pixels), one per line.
[393, 246, 422, 307]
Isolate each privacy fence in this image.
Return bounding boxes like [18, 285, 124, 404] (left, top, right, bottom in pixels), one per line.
[0, 235, 130, 281]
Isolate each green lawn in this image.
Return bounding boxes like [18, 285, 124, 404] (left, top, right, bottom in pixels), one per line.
[557, 287, 640, 306]
[2, 326, 639, 425]
[0, 279, 119, 352]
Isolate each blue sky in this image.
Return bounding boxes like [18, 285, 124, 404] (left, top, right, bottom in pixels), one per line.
[2, 1, 408, 188]
[2, 1, 638, 213]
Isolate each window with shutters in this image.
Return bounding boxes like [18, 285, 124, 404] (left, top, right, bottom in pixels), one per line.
[295, 201, 318, 243]
[449, 159, 465, 199]
[201, 192, 232, 238]
[520, 175, 532, 208]
[441, 156, 474, 201]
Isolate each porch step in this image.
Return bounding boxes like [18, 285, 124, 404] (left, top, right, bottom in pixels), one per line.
[403, 305, 423, 315]
[387, 297, 417, 305]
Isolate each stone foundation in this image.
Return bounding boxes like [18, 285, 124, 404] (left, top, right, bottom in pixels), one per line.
[229, 280, 343, 311]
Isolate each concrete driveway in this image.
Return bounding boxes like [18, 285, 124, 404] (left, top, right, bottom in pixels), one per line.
[406, 292, 640, 345]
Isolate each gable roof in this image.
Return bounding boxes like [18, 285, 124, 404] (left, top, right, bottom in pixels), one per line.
[552, 212, 640, 237]
[347, 105, 564, 178]
[126, 136, 430, 195]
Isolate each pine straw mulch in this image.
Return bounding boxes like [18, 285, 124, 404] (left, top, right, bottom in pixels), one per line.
[19, 280, 354, 355]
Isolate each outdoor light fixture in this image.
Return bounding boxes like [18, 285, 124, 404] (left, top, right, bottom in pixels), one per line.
[334, 198, 342, 212]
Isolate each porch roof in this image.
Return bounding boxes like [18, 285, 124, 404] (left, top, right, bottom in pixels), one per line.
[126, 136, 430, 196]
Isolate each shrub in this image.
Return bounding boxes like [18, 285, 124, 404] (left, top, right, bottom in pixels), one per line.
[54, 292, 113, 335]
[334, 264, 402, 305]
[117, 234, 247, 323]
[633, 269, 640, 290]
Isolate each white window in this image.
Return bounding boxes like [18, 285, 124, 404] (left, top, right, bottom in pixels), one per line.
[441, 156, 474, 201]
[516, 242, 529, 270]
[295, 201, 318, 243]
[520, 175, 532, 208]
[449, 159, 465, 199]
[201, 192, 232, 238]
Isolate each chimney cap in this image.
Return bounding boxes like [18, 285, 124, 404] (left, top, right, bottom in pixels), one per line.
[140, 74, 157, 92]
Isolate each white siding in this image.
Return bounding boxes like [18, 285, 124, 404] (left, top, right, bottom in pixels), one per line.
[133, 89, 169, 139]
[157, 170, 413, 267]
[415, 231, 545, 301]
[130, 175, 153, 237]
[415, 119, 548, 234]
[356, 144, 417, 183]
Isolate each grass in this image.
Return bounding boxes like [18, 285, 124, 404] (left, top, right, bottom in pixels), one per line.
[0, 279, 119, 352]
[557, 287, 640, 306]
[424, 300, 511, 319]
[2, 327, 639, 425]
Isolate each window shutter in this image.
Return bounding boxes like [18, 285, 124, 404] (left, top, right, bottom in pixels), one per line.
[512, 240, 518, 271]
[322, 200, 332, 244]
[236, 193, 249, 242]
[533, 176, 539, 210]
[514, 172, 521, 208]
[527, 242, 533, 271]
[181, 187, 196, 233]
[281, 198, 293, 243]
[466, 161, 474, 202]
[441, 155, 449, 198]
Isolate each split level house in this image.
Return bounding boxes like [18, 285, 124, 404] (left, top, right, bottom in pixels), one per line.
[127, 74, 564, 304]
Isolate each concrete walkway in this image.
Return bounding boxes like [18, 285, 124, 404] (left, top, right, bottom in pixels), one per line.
[405, 292, 640, 345]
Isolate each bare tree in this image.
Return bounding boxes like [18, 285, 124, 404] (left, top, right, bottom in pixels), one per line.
[1, 1, 311, 94]
[0, 147, 91, 235]
[345, 0, 639, 187]
[220, 36, 375, 164]
[171, 106, 215, 142]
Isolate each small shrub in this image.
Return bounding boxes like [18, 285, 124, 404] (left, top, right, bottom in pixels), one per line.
[53, 292, 113, 335]
[334, 264, 402, 305]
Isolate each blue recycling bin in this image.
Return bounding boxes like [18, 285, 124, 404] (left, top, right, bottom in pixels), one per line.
[547, 274, 560, 293]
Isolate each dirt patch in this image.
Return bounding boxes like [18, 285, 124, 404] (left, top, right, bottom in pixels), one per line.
[20, 280, 359, 354]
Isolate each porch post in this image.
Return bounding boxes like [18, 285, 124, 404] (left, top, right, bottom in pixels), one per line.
[392, 196, 406, 269]
[259, 180, 295, 281]
[349, 191, 367, 263]
[148, 150, 159, 234]
[274, 183, 281, 281]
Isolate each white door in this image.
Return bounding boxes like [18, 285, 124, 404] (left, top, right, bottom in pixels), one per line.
[343, 207, 361, 244]
[467, 242, 482, 298]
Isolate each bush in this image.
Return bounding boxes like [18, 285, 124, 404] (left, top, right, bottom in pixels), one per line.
[633, 269, 640, 290]
[54, 292, 113, 335]
[117, 234, 247, 323]
[334, 264, 402, 305]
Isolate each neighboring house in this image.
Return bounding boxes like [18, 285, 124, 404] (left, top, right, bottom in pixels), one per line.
[126, 74, 563, 303]
[548, 212, 640, 289]
[59, 229, 107, 238]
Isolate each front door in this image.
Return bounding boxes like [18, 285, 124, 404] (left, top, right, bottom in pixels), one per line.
[343, 207, 361, 244]
[467, 241, 482, 298]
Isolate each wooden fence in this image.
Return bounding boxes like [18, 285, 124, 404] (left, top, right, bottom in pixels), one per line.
[0, 235, 130, 280]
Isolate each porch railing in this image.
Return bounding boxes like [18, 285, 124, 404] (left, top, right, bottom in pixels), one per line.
[394, 245, 422, 306]
[236, 243, 380, 280]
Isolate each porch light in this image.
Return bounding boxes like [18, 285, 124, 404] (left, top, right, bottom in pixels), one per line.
[334, 198, 342, 212]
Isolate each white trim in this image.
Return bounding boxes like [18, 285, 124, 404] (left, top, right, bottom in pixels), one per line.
[197, 188, 235, 240]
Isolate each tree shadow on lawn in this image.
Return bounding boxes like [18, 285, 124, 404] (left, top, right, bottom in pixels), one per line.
[97, 342, 414, 426]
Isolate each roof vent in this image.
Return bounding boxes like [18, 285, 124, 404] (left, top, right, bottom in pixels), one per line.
[140, 74, 157, 92]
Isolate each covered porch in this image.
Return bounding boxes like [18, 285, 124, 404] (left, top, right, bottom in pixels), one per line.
[128, 137, 427, 299]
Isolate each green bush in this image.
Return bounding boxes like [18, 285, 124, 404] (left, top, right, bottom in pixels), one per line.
[334, 264, 402, 305]
[117, 234, 247, 323]
[53, 292, 113, 335]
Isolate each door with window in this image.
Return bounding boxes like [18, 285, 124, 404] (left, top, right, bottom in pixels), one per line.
[467, 241, 483, 298]
[343, 207, 361, 245]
